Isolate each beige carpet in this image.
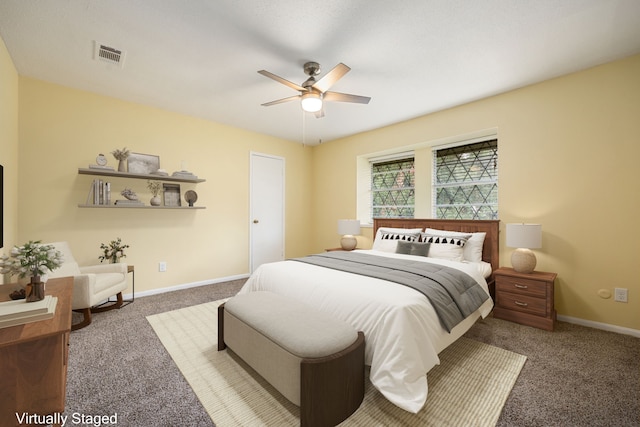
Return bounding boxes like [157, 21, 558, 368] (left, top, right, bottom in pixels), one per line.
[147, 299, 526, 427]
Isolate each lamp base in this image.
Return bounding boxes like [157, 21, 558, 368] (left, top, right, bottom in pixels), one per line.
[340, 235, 357, 251]
[511, 248, 537, 274]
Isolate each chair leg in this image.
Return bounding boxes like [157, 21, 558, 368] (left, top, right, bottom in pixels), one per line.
[72, 308, 92, 331]
[91, 292, 124, 313]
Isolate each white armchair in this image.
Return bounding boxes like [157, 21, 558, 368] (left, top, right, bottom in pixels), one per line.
[45, 242, 128, 330]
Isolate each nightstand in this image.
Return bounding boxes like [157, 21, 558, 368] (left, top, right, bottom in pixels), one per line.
[492, 267, 557, 331]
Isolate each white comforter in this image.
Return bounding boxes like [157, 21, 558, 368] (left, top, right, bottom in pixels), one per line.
[238, 249, 494, 413]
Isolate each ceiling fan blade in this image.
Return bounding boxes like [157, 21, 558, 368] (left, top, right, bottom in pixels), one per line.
[312, 63, 350, 93]
[261, 95, 300, 107]
[323, 91, 371, 104]
[258, 70, 305, 92]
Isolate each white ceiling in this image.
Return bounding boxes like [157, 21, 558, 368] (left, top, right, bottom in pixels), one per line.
[1, 1, 639, 145]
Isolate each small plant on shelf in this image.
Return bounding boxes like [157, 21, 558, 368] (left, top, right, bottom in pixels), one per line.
[111, 147, 130, 172]
[111, 147, 130, 161]
[147, 180, 162, 197]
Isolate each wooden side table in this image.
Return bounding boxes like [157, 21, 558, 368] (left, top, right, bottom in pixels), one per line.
[0, 277, 73, 423]
[492, 267, 557, 331]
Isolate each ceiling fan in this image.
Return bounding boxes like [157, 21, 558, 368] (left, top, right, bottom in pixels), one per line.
[258, 62, 371, 118]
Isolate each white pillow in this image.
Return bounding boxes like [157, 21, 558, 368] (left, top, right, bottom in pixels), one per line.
[423, 228, 486, 263]
[421, 233, 471, 262]
[372, 227, 422, 253]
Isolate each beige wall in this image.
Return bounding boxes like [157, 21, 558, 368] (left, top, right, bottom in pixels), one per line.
[16, 77, 313, 293]
[312, 54, 640, 331]
[0, 36, 19, 284]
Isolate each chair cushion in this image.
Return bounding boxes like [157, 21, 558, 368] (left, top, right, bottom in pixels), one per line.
[50, 261, 81, 278]
[46, 242, 81, 277]
[94, 273, 126, 293]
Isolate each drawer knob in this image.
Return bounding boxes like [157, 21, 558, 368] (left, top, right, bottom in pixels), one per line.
[514, 283, 528, 289]
[514, 301, 528, 307]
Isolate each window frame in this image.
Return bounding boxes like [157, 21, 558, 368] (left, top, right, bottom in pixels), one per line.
[432, 139, 498, 220]
[370, 155, 416, 220]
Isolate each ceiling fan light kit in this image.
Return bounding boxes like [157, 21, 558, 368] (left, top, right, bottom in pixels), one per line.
[300, 91, 323, 112]
[259, 61, 370, 117]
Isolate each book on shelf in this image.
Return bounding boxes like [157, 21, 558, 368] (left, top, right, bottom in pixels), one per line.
[171, 171, 198, 179]
[114, 199, 144, 206]
[0, 295, 58, 329]
[88, 164, 115, 171]
[86, 179, 112, 205]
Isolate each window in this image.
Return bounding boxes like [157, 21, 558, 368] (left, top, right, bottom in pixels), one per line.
[371, 157, 415, 218]
[433, 139, 498, 220]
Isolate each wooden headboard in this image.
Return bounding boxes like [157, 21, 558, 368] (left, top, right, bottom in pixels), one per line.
[373, 218, 500, 272]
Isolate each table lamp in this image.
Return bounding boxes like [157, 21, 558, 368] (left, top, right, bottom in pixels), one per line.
[506, 223, 542, 273]
[337, 219, 360, 251]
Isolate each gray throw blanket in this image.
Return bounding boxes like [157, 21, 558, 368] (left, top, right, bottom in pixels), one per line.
[291, 251, 489, 333]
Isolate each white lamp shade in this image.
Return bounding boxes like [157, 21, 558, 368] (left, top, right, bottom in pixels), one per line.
[506, 223, 542, 249]
[337, 219, 361, 236]
[301, 92, 323, 112]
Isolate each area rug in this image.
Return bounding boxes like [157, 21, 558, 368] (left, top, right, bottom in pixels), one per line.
[147, 300, 526, 427]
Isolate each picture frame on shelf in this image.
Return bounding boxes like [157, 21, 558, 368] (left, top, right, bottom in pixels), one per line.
[163, 183, 181, 207]
[127, 153, 160, 175]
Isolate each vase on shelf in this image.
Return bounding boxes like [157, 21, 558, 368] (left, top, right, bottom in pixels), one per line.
[26, 276, 45, 302]
[150, 196, 161, 206]
[118, 159, 127, 172]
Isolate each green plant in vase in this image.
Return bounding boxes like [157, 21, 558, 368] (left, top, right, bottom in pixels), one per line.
[99, 238, 130, 264]
[0, 240, 64, 301]
[147, 180, 162, 206]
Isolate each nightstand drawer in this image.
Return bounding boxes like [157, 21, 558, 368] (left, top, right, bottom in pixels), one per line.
[496, 291, 547, 316]
[495, 276, 547, 298]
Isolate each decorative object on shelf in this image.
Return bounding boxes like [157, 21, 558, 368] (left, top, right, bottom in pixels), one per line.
[506, 223, 542, 273]
[121, 188, 138, 200]
[88, 153, 115, 171]
[337, 219, 361, 251]
[151, 168, 169, 177]
[147, 180, 162, 206]
[96, 153, 108, 166]
[171, 170, 198, 179]
[163, 183, 181, 207]
[184, 190, 198, 207]
[127, 152, 160, 175]
[0, 240, 64, 302]
[111, 147, 130, 172]
[99, 237, 129, 264]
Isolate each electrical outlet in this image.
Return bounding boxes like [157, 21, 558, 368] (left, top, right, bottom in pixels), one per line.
[159, 262, 167, 272]
[614, 288, 628, 303]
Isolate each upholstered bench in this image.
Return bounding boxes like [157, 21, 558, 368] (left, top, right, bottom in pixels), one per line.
[218, 291, 365, 427]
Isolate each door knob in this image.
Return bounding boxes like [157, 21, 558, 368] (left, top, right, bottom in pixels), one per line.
[253, 219, 259, 224]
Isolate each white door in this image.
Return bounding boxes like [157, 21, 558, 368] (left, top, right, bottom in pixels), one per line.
[250, 152, 285, 272]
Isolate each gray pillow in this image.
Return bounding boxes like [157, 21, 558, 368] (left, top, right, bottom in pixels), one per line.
[395, 240, 430, 257]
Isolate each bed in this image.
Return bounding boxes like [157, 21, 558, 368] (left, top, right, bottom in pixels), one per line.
[238, 218, 500, 413]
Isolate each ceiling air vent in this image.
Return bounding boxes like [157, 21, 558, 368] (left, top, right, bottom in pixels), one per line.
[93, 41, 126, 67]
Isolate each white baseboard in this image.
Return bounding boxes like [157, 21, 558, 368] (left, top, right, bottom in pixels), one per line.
[122, 273, 250, 300]
[557, 314, 640, 338]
